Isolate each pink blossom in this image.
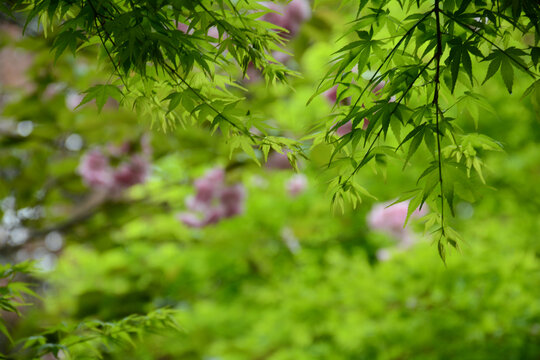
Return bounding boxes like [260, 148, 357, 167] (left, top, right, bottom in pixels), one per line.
[205, 206, 226, 225]
[362, 118, 370, 129]
[179, 167, 247, 228]
[220, 184, 246, 217]
[281, 0, 311, 36]
[286, 174, 308, 197]
[261, 2, 288, 29]
[107, 141, 131, 157]
[78, 139, 152, 192]
[66, 91, 83, 110]
[336, 121, 353, 137]
[324, 85, 338, 104]
[78, 150, 113, 188]
[272, 50, 291, 64]
[334, 118, 369, 137]
[260, 0, 311, 38]
[113, 155, 150, 188]
[287, 0, 311, 23]
[265, 151, 292, 170]
[177, 212, 205, 228]
[324, 85, 351, 105]
[176, 22, 226, 45]
[243, 50, 290, 82]
[177, 22, 191, 34]
[206, 26, 220, 39]
[367, 200, 427, 244]
[372, 81, 385, 95]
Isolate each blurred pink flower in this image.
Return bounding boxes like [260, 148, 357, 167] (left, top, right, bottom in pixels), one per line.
[78, 138, 152, 192]
[177, 212, 205, 228]
[372, 81, 385, 95]
[261, 2, 287, 28]
[367, 200, 427, 245]
[330, 80, 395, 137]
[260, 0, 311, 38]
[107, 141, 131, 157]
[78, 150, 113, 188]
[324, 85, 338, 104]
[177, 22, 191, 34]
[286, 173, 308, 197]
[273, 50, 290, 64]
[194, 167, 225, 203]
[113, 155, 151, 188]
[207, 26, 221, 39]
[336, 121, 353, 137]
[265, 151, 292, 170]
[179, 167, 247, 228]
[287, 0, 311, 22]
[66, 91, 83, 110]
[221, 184, 246, 217]
[324, 85, 352, 106]
[334, 118, 369, 137]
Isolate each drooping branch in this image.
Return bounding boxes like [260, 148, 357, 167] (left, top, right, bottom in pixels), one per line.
[86, 0, 257, 140]
[433, 0, 445, 236]
[345, 56, 436, 183]
[87, 0, 129, 89]
[332, 8, 435, 137]
[441, 9, 539, 79]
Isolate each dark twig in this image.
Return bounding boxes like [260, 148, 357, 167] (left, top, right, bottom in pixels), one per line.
[344, 56, 436, 184]
[86, 0, 129, 90]
[441, 9, 538, 79]
[331, 8, 435, 138]
[434, 0, 445, 235]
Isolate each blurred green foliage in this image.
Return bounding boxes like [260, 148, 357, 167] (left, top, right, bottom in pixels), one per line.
[1, 0, 540, 359]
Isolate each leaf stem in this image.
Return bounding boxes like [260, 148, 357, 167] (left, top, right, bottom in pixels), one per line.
[345, 56, 436, 184]
[162, 63, 255, 141]
[434, 0, 445, 235]
[441, 9, 538, 79]
[337, 8, 435, 132]
[87, 0, 129, 90]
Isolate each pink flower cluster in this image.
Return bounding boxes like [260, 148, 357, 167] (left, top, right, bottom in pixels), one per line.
[78, 139, 151, 192]
[178, 168, 247, 228]
[261, 0, 311, 38]
[324, 85, 351, 105]
[265, 151, 293, 170]
[367, 200, 427, 246]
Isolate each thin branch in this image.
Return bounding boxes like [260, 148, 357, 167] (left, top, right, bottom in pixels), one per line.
[162, 62, 255, 141]
[333, 8, 435, 136]
[87, 0, 129, 90]
[434, 0, 445, 235]
[119, 0, 256, 141]
[344, 56, 436, 184]
[441, 9, 538, 78]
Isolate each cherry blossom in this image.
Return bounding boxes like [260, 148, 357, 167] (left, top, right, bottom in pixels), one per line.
[265, 151, 293, 170]
[78, 138, 151, 192]
[367, 200, 427, 246]
[178, 168, 247, 228]
[260, 0, 311, 38]
[78, 150, 113, 188]
[286, 174, 308, 197]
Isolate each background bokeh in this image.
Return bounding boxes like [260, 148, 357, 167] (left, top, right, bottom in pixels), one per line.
[1, 1, 539, 358]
